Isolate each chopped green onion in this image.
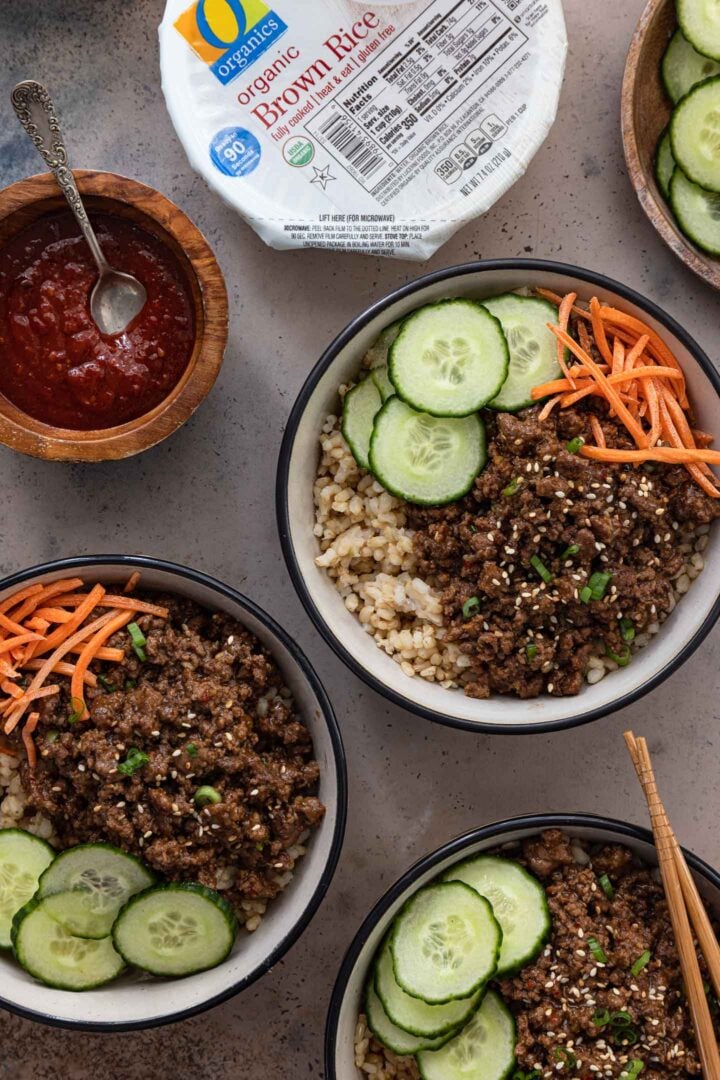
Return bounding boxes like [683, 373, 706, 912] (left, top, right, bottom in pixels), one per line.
[588, 571, 612, 600]
[186, 742, 198, 758]
[579, 586, 593, 604]
[606, 643, 632, 667]
[67, 697, 85, 725]
[617, 1028, 639, 1047]
[566, 436, 585, 454]
[503, 477, 522, 496]
[255, 842, 265, 852]
[526, 643, 538, 661]
[598, 873, 614, 899]
[611, 1011, 633, 1027]
[530, 555, 553, 584]
[117, 747, 149, 777]
[98, 675, 116, 692]
[631, 950, 652, 976]
[587, 936, 608, 963]
[552, 1048, 577, 1070]
[468, 524, 478, 534]
[45, 730, 59, 744]
[462, 596, 480, 619]
[620, 618, 636, 643]
[561, 543, 580, 560]
[593, 1008, 611, 1028]
[125, 678, 137, 690]
[128, 622, 147, 661]
[194, 785, 222, 807]
[620, 1060, 644, 1080]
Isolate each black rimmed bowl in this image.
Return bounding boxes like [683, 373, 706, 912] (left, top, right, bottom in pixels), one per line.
[277, 259, 720, 734]
[0, 556, 346, 1031]
[325, 812, 720, 1079]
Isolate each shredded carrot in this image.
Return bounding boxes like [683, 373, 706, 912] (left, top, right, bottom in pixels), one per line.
[0, 583, 44, 615]
[1, 680, 23, 700]
[124, 571, 141, 595]
[556, 292, 577, 384]
[590, 298, 615, 368]
[536, 287, 592, 322]
[580, 445, 720, 464]
[32, 607, 74, 624]
[30, 584, 106, 660]
[612, 337, 625, 377]
[531, 365, 684, 401]
[658, 389, 718, 495]
[66, 644, 124, 662]
[50, 593, 168, 618]
[641, 378, 661, 447]
[0, 612, 28, 637]
[598, 306, 688, 407]
[693, 429, 715, 447]
[0, 633, 42, 658]
[538, 395, 562, 421]
[71, 611, 133, 722]
[3, 686, 60, 729]
[25, 617, 50, 634]
[547, 326, 649, 448]
[23, 659, 97, 687]
[3, 611, 119, 733]
[6, 578, 85, 624]
[22, 712, 39, 769]
[590, 416, 606, 448]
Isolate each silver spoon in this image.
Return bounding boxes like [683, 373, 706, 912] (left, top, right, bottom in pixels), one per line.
[11, 80, 147, 336]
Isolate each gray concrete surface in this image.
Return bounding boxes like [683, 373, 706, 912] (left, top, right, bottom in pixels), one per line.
[0, 1, 718, 1076]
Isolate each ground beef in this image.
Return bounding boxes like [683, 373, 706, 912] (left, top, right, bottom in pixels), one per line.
[503, 830, 717, 1078]
[19, 594, 325, 914]
[407, 403, 719, 698]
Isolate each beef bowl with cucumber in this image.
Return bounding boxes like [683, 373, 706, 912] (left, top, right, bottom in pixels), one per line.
[325, 813, 720, 1080]
[0, 556, 345, 1029]
[278, 261, 720, 732]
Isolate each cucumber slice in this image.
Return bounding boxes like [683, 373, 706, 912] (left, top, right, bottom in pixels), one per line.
[342, 377, 382, 469]
[443, 855, 550, 977]
[376, 938, 483, 1038]
[388, 300, 509, 417]
[12, 897, 124, 991]
[416, 989, 516, 1080]
[670, 165, 720, 252]
[38, 842, 156, 939]
[390, 881, 501, 1004]
[366, 980, 459, 1055]
[483, 295, 563, 412]
[655, 128, 676, 198]
[0, 829, 55, 949]
[369, 398, 486, 507]
[112, 883, 237, 977]
[678, 0, 720, 60]
[365, 322, 402, 369]
[662, 28, 720, 102]
[371, 366, 395, 402]
[671, 77, 720, 191]
[42, 888, 121, 941]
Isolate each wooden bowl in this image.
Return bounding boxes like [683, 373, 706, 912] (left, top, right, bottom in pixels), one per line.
[0, 171, 228, 461]
[622, 0, 720, 291]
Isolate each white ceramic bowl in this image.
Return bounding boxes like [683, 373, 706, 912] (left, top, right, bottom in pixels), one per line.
[324, 812, 720, 1078]
[0, 556, 346, 1030]
[277, 260, 720, 733]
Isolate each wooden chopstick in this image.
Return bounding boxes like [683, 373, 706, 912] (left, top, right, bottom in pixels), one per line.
[625, 734, 720, 996]
[625, 732, 720, 1080]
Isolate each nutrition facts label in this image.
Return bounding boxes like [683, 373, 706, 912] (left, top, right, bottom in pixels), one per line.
[306, 0, 527, 199]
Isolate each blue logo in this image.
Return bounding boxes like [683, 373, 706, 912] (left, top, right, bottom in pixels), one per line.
[210, 127, 262, 176]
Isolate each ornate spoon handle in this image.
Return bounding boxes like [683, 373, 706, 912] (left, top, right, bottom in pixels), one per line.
[11, 80, 110, 274]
